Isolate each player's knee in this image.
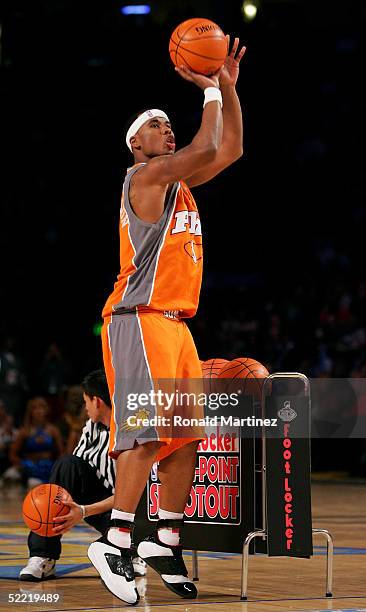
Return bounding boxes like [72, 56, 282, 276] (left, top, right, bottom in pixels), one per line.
[180, 440, 200, 455]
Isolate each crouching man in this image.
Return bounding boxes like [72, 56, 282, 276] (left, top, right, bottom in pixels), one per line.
[19, 370, 146, 581]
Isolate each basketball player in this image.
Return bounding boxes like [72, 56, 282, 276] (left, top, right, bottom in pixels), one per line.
[89, 38, 246, 604]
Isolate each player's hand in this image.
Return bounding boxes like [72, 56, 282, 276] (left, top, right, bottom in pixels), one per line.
[219, 36, 246, 87]
[52, 501, 84, 535]
[61, 490, 73, 504]
[175, 65, 222, 89]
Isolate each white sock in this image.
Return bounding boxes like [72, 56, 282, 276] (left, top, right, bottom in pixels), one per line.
[158, 509, 183, 546]
[107, 509, 135, 548]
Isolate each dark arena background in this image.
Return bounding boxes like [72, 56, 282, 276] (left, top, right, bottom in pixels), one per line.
[1, 1, 366, 611]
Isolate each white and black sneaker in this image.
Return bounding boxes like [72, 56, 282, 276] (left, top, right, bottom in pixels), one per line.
[19, 557, 56, 582]
[88, 522, 139, 605]
[137, 519, 197, 599]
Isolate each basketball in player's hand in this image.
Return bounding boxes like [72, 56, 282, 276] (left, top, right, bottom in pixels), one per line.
[169, 18, 227, 75]
[22, 483, 70, 537]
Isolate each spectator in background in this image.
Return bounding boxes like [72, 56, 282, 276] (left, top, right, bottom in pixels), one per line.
[64, 385, 88, 454]
[0, 336, 28, 427]
[348, 363, 366, 476]
[38, 342, 69, 421]
[9, 397, 63, 488]
[0, 398, 18, 484]
[56, 384, 86, 451]
[311, 374, 357, 471]
[65, 405, 87, 455]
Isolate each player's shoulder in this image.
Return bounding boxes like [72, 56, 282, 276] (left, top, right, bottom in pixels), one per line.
[126, 162, 147, 177]
[131, 156, 172, 183]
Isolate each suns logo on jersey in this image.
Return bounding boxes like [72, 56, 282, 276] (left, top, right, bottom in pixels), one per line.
[171, 211, 202, 236]
[184, 240, 203, 263]
[184, 240, 202, 264]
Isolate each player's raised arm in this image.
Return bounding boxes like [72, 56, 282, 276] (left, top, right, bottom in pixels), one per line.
[130, 70, 223, 187]
[185, 37, 246, 188]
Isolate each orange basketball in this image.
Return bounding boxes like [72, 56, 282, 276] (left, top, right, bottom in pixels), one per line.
[201, 358, 229, 393]
[201, 358, 229, 378]
[220, 357, 270, 397]
[22, 483, 69, 537]
[169, 18, 227, 75]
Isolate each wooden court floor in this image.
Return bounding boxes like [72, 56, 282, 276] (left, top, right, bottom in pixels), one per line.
[0, 481, 365, 612]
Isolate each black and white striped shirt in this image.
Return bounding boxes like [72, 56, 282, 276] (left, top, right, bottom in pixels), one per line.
[73, 419, 115, 492]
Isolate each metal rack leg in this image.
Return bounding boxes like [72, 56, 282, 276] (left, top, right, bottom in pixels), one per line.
[241, 530, 266, 600]
[192, 550, 199, 581]
[312, 528, 334, 597]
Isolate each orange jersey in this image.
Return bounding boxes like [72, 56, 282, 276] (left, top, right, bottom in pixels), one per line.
[102, 164, 203, 319]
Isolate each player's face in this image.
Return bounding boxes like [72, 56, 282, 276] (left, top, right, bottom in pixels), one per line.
[136, 117, 176, 157]
[83, 392, 100, 423]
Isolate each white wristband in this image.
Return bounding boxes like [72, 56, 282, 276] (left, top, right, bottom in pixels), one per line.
[79, 505, 86, 519]
[203, 87, 223, 109]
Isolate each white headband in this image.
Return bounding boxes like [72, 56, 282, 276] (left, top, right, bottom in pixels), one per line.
[126, 109, 170, 152]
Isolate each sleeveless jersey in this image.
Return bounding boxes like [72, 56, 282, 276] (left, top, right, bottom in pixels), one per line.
[102, 163, 203, 319]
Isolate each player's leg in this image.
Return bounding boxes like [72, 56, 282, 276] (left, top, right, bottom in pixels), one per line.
[87, 505, 147, 577]
[158, 319, 202, 511]
[112, 441, 163, 513]
[137, 320, 203, 599]
[88, 313, 177, 603]
[158, 439, 199, 511]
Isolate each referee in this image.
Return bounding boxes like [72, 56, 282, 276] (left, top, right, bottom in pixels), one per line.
[19, 370, 146, 581]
